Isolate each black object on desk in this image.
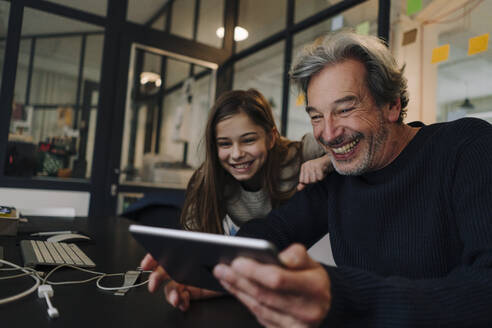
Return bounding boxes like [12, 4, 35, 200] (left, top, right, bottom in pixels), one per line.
[0, 216, 260, 328]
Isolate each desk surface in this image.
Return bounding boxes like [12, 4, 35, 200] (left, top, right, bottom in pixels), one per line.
[0, 216, 260, 327]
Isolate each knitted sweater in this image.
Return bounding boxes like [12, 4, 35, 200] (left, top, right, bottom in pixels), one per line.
[237, 118, 492, 327]
[223, 133, 325, 235]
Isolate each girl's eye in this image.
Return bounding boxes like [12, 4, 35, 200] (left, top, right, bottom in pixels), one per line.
[217, 142, 231, 148]
[243, 138, 256, 144]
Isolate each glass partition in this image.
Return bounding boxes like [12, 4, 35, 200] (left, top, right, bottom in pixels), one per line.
[119, 44, 216, 189]
[287, 0, 379, 140]
[433, 1, 492, 124]
[5, 7, 104, 179]
[170, 0, 195, 40]
[236, 0, 286, 52]
[295, 0, 344, 23]
[127, 0, 168, 26]
[0, 0, 10, 90]
[197, 0, 224, 48]
[233, 41, 285, 129]
[389, 0, 492, 124]
[43, 0, 107, 16]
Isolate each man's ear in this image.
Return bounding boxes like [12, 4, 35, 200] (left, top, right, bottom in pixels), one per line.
[386, 97, 401, 123]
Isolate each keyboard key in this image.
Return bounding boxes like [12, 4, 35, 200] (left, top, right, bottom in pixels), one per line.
[30, 240, 44, 263]
[62, 243, 84, 266]
[36, 240, 54, 263]
[52, 242, 75, 265]
[68, 244, 96, 267]
[45, 242, 63, 264]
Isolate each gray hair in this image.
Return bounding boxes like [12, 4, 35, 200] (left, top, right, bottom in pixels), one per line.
[290, 30, 409, 123]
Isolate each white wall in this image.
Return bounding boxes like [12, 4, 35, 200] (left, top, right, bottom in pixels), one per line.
[0, 188, 90, 217]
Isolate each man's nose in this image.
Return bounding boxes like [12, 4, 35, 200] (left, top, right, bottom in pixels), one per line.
[320, 116, 342, 145]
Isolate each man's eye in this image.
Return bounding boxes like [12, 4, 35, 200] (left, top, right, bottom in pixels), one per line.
[310, 115, 322, 122]
[339, 107, 355, 114]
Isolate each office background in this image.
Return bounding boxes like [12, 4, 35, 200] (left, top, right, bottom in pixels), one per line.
[0, 0, 490, 218]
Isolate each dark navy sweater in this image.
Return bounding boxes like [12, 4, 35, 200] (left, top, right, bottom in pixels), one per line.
[237, 118, 492, 327]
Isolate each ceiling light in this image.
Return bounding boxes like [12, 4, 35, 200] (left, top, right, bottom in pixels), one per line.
[140, 72, 162, 87]
[216, 26, 249, 42]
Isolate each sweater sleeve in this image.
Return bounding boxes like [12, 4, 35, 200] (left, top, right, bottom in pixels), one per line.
[322, 130, 492, 327]
[237, 181, 330, 250]
[300, 133, 326, 162]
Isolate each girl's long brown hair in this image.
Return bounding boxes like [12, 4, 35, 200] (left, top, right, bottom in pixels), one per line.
[180, 89, 302, 234]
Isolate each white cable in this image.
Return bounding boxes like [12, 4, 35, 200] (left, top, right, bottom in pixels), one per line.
[0, 271, 35, 280]
[42, 264, 105, 285]
[96, 273, 150, 291]
[0, 259, 152, 305]
[41, 264, 152, 292]
[0, 259, 40, 305]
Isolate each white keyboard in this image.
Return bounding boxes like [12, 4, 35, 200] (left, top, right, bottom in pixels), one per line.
[20, 240, 95, 268]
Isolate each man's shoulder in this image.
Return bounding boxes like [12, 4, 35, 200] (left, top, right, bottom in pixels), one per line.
[428, 117, 491, 132]
[418, 118, 492, 143]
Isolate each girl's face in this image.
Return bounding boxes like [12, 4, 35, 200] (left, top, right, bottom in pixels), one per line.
[215, 111, 274, 190]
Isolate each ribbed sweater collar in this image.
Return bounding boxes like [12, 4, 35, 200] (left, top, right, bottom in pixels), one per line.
[359, 121, 430, 184]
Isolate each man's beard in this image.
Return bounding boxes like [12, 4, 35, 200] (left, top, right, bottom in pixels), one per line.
[321, 114, 388, 176]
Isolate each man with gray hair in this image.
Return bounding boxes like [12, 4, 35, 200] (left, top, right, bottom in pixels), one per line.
[213, 30, 492, 327]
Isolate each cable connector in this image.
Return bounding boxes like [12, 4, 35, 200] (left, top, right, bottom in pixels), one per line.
[114, 270, 141, 296]
[38, 285, 59, 319]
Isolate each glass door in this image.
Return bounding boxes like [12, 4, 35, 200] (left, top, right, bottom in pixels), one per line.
[116, 44, 217, 214]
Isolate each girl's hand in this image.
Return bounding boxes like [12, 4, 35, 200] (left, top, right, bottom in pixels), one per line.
[297, 154, 332, 191]
[140, 253, 170, 293]
[164, 280, 223, 311]
[140, 253, 222, 311]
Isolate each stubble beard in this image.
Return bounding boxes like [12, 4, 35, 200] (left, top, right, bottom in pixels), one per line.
[330, 115, 388, 176]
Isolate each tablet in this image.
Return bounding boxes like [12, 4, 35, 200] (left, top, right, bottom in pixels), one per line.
[129, 224, 281, 292]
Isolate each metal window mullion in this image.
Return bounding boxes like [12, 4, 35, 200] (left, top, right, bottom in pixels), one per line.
[378, 0, 390, 44]
[280, 0, 295, 137]
[74, 34, 87, 129]
[0, 0, 24, 177]
[25, 36, 36, 105]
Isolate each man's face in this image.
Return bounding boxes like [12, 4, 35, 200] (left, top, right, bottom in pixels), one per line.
[306, 59, 398, 175]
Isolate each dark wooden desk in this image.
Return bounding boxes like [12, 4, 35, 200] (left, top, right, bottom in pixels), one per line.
[0, 216, 260, 327]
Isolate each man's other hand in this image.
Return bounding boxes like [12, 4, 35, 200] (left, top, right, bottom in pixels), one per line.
[213, 244, 331, 327]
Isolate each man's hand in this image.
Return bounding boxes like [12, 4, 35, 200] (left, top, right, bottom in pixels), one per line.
[297, 154, 332, 191]
[140, 253, 222, 311]
[213, 244, 331, 328]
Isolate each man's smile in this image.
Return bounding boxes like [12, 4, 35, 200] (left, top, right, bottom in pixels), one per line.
[331, 137, 361, 155]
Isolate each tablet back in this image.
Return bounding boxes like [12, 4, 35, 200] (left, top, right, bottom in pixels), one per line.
[130, 224, 280, 292]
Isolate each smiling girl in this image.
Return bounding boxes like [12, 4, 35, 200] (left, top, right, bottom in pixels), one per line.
[181, 88, 330, 235]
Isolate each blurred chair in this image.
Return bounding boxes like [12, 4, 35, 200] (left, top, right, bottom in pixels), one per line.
[121, 191, 185, 229]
